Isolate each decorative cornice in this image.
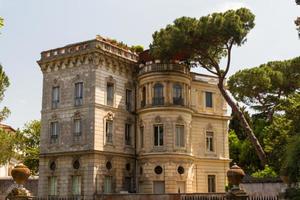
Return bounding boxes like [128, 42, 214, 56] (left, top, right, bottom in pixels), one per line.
[37, 36, 138, 73]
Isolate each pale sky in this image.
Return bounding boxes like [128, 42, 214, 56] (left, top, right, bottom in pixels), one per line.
[0, 0, 299, 129]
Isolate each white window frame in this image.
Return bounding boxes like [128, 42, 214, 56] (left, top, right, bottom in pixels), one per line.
[175, 125, 185, 148]
[48, 176, 57, 195]
[105, 120, 113, 144]
[206, 131, 214, 152]
[74, 118, 82, 137]
[74, 82, 83, 106]
[106, 82, 114, 106]
[50, 121, 59, 143]
[52, 86, 60, 109]
[72, 175, 81, 195]
[207, 174, 216, 193]
[154, 124, 164, 147]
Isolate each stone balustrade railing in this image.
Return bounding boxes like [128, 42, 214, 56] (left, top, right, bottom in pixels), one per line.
[138, 63, 190, 75]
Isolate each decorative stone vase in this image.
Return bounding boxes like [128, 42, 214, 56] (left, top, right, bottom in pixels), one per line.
[11, 163, 31, 185]
[227, 163, 245, 188]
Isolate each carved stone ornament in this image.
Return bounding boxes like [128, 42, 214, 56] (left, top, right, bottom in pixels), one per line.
[176, 116, 184, 124]
[74, 111, 81, 118]
[51, 113, 58, 120]
[206, 123, 213, 130]
[106, 111, 114, 120]
[154, 116, 161, 123]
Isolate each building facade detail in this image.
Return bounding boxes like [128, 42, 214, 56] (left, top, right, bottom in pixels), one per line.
[37, 36, 230, 197]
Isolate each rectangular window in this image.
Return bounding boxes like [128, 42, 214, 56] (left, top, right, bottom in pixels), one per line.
[140, 126, 144, 148]
[52, 86, 60, 109]
[104, 176, 112, 193]
[74, 119, 82, 136]
[206, 131, 214, 152]
[125, 123, 131, 145]
[126, 89, 132, 111]
[107, 83, 114, 106]
[48, 176, 57, 195]
[106, 120, 113, 144]
[154, 125, 163, 147]
[50, 122, 59, 143]
[125, 177, 132, 192]
[175, 125, 185, 147]
[205, 92, 213, 108]
[72, 175, 81, 195]
[75, 82, 83, 106]
[208, 175, 216, 193]
[153, 181, 165, 194]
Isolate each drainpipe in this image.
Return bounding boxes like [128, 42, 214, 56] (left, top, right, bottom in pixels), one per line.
[134, 79, 138, 193]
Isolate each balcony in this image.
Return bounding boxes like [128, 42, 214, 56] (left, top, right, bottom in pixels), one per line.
[173, 97, 184, 106]
[152, 97, 164, 106]
[138, 63, 189, 76]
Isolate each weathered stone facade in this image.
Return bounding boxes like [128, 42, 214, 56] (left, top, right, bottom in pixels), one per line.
[37, 35, 230, 197]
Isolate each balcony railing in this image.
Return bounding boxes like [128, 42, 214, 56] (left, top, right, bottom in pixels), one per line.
[173, 97, 184, 105]
[138, 63, 189, 76]
[152, 97, 164, 106]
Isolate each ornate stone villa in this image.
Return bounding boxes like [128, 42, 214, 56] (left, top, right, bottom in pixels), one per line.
[37, 35, 230, 197]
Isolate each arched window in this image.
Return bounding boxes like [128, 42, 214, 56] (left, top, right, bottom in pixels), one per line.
[173, 84, 183, 105]
[153, 83, 164, 105]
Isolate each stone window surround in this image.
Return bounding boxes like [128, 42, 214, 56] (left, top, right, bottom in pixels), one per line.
[153, 124, 164, 148]
[125, 81, 134, 112]
[74, 81, 84, 107]
[174, 124, 185, 149]
[50, 78, 61, 109]
[124, 122, 133, 146]
[103, 112, 115, 146]
[105, 76, 116, 107]
[51, 86, 60, 109]
[49, 119, 60, 145]
[207, 173, 217, 193]
[71, 175, 82, 195]
[204, 124, 217, 156]
[203, 90, 216, 112]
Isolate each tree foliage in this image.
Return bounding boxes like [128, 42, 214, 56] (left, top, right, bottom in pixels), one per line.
[16, 120, 40, 175]
[251, 165, 277, 178]
[0, 17, 3, 29]
[150, 8, 268, 166]
[281, 135, 300, 184]
[228, 57, 300, 120]
[0, 129, 17, 165]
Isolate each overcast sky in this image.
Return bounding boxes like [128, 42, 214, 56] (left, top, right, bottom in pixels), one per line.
[0, 0, 299, 129]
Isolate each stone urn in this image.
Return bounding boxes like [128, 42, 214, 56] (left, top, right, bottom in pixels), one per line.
[227, 163, 245, 189]
[6, 163, 32, 199]
[11, 163, 31, 185]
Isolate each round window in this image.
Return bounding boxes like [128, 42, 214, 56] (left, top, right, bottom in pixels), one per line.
[154, 166, 163, 175]
[73, 160, 80, 169]
[106, 161, 112, 170]
[50, 161, 56, 171]
[177, 166, 184, 174]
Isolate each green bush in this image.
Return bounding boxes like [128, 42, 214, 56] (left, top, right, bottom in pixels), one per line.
[251, 165, 277, 178]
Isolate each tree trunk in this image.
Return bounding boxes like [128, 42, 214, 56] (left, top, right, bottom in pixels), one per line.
[217, 79, 267, 167]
